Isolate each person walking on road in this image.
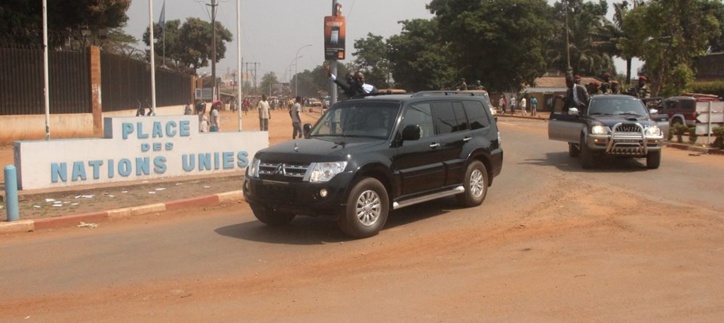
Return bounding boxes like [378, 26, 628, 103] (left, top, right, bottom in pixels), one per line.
[257, 94, 271, 131]
[530, 96, 538, 116]
[291, 96, 303, 139]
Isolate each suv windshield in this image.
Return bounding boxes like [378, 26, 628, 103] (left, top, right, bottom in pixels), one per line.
[311, 101, 400, 139]
[587, 97, 648, 116]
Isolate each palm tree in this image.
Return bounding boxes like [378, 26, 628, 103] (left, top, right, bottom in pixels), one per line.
[592, 1, 635, 85]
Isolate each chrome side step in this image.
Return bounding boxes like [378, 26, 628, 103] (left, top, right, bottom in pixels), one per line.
[393, 186, 464, 210]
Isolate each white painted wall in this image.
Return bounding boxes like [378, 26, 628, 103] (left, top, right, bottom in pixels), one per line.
[14, 115, 268, 190]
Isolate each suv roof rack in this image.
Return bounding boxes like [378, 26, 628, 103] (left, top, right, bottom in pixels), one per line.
[350, 91, 410, 99]
[411, 91, 482, 97]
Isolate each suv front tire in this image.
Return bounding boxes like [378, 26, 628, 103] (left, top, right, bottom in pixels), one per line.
[338, 177, 390, 238]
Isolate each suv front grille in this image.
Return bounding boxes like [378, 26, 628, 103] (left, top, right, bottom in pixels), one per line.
[607, 122, 647, 155]
[258, 162, 309, 180]
[614, 124, 643, 133]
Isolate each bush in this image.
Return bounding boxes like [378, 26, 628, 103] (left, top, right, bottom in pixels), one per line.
[712, 126, 724, 149]
[688, 126, 698, 144]
[674, 124, 689, 143]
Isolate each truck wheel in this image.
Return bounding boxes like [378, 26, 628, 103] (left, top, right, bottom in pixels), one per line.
[251, 206, 295, 226]
[338, 178, 389, 238]
[580, 138, 595, 169]
[568, 143, 580, 157]
[456, 160, 489, 207]
[646, 151, 661, 169]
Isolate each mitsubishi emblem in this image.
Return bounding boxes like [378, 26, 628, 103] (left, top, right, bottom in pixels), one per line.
[273, 164, 285, 175]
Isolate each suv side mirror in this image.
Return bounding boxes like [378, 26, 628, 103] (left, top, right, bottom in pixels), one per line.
[402, 125, 421, 141]
[303, 123, 312, 138]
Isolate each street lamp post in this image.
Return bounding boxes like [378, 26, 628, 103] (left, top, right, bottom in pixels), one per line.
[294, 44, 312, 97]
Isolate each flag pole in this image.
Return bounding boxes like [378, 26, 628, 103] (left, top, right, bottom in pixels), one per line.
[148, 0, 157, 115]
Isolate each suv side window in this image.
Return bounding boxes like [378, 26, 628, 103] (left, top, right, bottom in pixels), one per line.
[463, 100, 491, 129]
[452, 102, 469, 131]
[404, 102, 434, 138]
[432, 101, 457, 134]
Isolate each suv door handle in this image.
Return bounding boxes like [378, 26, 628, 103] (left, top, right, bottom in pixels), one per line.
[463, 136, 472, 142]
[429, 143, 440, 149]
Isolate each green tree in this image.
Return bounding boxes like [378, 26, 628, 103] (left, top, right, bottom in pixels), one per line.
[547, 0, 614, 77]
[351, 33, 393, 88]
[0, 0, 130, 48]
[592, 1, 634, 82]
[427, 0, 553, 92]
[624, 0, 720, 96]
[701, 0, 724, 52]
[259, 72, 279, 97]
[142, 19, 182, 67]
[387, 19, 456, 91]
[164, 17, 233, 71]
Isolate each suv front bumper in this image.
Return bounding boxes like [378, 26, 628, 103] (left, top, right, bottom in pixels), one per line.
[587, 123, 663, 156]
[243, 172, 354, 217]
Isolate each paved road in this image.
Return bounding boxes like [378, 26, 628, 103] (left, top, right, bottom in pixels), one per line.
[1, 118, 722, 321]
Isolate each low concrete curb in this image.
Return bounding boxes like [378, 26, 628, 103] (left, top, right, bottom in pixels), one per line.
[665, 142, 724, 155]
[0, 190, 244, 234]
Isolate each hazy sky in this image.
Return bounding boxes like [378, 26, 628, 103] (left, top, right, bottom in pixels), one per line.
[124, 0, 638, 81]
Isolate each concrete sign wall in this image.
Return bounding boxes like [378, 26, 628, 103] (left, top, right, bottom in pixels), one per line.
[14, 116, 268, 190]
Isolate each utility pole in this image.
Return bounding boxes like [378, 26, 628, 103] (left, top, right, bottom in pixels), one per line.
[207, 0, 218, 100]
[330, 0, 339, 105]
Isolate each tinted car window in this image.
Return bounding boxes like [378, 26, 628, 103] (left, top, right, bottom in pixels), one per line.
[404, 102, 434, 138]
[452, 102, 469, 131]
[432, 101, 457, 134]
[681, 100, 695, 110]
[463, 100, 490, 130]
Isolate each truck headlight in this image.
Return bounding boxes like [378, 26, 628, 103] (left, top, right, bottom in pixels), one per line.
[246, 158, 260, 178]
[591, 125, 608, 135]
[306, 161, 348, 183]
[645, 125, 661, 136]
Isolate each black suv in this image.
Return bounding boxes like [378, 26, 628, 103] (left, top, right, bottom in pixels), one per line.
[243, 92, 503, 238]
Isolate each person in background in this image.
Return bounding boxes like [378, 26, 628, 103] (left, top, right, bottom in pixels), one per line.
[257, 94, 271, 131]
[184, 101, 193, 115]
[354, 71, 378, 95]
[610, 80, 620, 94]
[509, 96, 517, 115]
[197, 101, 209, 132]
[530, 96, 538, 116]
[499, 95, 507, 114]
[325, 64, 361, 99]
[291, 96, 303, 139]
[600, 73, 613, 94]
[520, 96, 527, 116]
[564, 73, 590, 113]
[629, 75, 651, 99]
[458, 78, 467, 90]
[209, 100, 221, 132]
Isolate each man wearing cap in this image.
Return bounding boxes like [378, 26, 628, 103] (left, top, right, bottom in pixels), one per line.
[600, 73, 612, 94]
[610, 80, 620, 94]
[629, 75, 651, 98]
[564, 74, 590, 113]
[574, 75, 582, 84]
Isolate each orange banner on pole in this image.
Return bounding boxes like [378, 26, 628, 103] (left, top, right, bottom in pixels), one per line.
[324, 16, 346, 60]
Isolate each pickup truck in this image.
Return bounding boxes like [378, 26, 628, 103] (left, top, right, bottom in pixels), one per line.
[548, 94, 664, 169]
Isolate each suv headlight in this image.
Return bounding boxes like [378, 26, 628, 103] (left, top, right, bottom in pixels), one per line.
[246, 158, 260, 178]
[306, 161, 348, 183]
[591, 125, 608, 135]
[645, 125, 661, 136]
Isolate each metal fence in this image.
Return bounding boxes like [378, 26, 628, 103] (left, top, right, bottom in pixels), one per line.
[0, 45, 90, 115]
[100, 52, 193, 112]
[0, 46, 193, 115]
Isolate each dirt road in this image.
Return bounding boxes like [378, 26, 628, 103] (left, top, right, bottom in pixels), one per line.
[1, 118, 723, 321]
